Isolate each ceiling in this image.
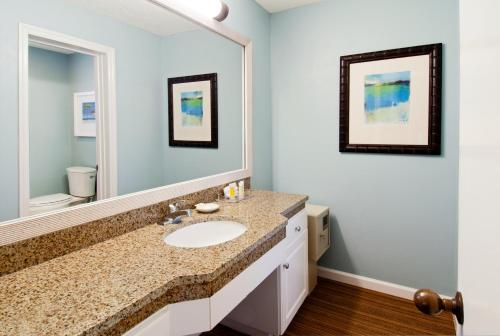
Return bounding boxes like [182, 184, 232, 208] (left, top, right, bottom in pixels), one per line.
[255, 0, 322, 13]
[66, 0, 199, 36]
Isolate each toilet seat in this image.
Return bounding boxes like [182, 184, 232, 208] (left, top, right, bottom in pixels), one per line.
[29, 193, 73, 208]
[29, 193, 88, 216]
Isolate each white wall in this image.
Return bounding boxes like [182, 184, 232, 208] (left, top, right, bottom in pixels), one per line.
[458, 0, 500, 334]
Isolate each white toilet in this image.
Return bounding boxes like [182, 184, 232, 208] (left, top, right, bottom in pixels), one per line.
[29, 167, 97, 215]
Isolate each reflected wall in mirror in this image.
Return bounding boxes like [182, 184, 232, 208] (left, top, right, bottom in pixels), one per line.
[0, 0, 245, 223]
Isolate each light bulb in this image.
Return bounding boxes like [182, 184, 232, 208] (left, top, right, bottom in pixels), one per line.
[182, 0, 225, 19]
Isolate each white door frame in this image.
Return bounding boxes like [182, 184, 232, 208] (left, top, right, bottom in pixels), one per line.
[18, 23, 118, 217]
[457, 0, 500, 334]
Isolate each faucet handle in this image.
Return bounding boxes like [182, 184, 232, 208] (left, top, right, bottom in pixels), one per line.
[169, 203, 178, 213]
[169, 200, 193, 213]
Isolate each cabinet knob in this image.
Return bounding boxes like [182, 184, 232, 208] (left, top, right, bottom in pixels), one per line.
[283, 263, 290, 269]
[295, 226, 301, 232]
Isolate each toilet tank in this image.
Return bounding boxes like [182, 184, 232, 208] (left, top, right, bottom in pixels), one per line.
[67, 167, 97, 197]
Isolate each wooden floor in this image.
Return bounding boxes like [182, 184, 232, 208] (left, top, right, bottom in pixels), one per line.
[204, 278, 455, 336]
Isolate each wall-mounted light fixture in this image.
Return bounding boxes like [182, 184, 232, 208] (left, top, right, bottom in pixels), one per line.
[183, 0, 229, 22]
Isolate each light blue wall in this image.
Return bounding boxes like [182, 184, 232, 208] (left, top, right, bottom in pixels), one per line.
[29, 47, 72, 198]
[161, 30, 243, 185]
[224, 0, 272, 189]
[271, 0, 459, 295]
[69, 53, 96, 168]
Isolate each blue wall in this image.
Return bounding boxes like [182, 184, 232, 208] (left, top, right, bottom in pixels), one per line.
[161, 30, 243, 185]
[69, 53, 96, 168]
[224, 0, 272, 189]
[271, 0, 459, 295]
[29, 47, 73, 198]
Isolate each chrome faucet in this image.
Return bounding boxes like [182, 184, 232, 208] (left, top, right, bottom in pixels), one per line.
[163, 200, 193, 225]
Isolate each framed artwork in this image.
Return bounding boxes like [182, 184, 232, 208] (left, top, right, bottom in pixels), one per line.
[339, 44, 442, 155]
[74, 91, 96, 137]
[168, 73, 218, 148]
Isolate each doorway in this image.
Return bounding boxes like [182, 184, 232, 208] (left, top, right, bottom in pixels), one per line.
[18, 24, 117, 217]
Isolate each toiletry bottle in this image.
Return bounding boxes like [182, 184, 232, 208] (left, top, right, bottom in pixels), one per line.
[229, 184, 236, 202]
[238, 180, 245, 200]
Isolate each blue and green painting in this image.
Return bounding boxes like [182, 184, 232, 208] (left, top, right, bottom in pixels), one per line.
[82, 102, 96, 121]
[181, 91, 203, 127]
[364, 71, 411, 124]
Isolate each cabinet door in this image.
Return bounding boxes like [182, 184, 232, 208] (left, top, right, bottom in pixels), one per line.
[281, 232, 308, 334]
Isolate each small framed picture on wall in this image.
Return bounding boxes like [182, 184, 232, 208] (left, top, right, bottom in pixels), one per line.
[74, 91, 96, 137]
[339, 44, 442, 155]
[168, 73, 218, 148]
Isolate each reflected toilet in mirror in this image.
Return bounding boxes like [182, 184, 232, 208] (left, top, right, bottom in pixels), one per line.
[29, 167, 97, 216]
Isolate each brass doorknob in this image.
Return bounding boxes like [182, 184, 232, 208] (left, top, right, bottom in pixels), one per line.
[414, 289, 464, 325]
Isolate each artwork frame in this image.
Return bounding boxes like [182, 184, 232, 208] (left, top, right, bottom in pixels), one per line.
[168, 73, 218, 148]
[73, 91, 96, 137]
[339, 44, 442, 155]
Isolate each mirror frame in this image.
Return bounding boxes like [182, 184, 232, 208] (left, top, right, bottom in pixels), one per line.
[0, 0, 252, 246]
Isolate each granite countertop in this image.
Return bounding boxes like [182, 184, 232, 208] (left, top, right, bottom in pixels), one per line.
[0, 190, 307, 336]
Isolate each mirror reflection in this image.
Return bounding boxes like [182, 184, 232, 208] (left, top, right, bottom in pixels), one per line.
[29, 46, 98, 216]
[0, 0, 245, 222]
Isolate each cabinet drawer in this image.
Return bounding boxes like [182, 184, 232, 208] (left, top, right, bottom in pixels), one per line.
[286, 209, 307, 245]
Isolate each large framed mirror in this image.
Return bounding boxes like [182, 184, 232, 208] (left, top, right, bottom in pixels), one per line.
[0, 0, 251, 245]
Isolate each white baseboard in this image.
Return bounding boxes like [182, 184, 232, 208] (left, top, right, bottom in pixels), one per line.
[317, 266, 418, 301]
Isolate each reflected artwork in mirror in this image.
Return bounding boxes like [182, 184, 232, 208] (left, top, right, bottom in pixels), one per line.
[0, 0, 246, 224]
[168, 73, 219, 148]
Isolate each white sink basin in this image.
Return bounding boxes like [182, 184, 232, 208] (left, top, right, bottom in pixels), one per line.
[164, 220, 247, 248]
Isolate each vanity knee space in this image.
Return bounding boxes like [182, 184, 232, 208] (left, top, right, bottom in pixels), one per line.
[222, 208, 310, 336]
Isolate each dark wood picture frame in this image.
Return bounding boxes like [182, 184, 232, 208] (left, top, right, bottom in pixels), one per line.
[339, 43, 442, 155]
[168, 73, 218, 148]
